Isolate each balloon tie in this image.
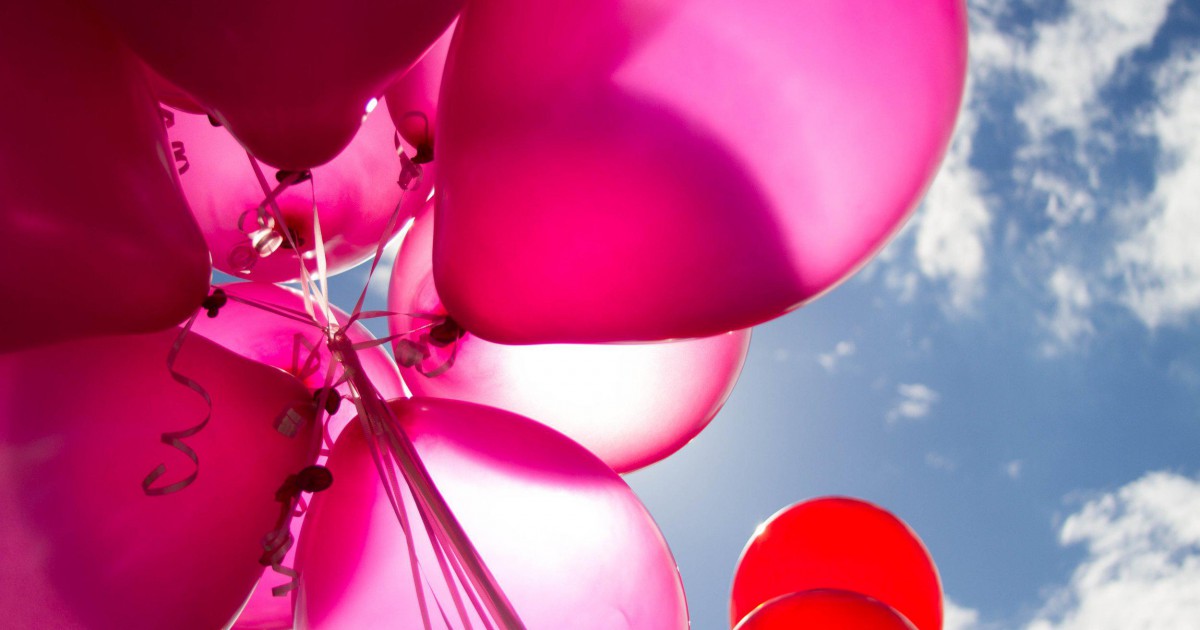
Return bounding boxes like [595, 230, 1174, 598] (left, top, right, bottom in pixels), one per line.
[141, 313, 211, 496]
[259, 465, 334, 596]
[200, 288, 227, 318]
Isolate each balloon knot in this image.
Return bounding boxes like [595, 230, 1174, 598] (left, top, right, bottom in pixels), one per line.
[428, 316, 465, 347]
[276, 169, 312, 185]
[207, 114, 222, 127]
[313, 387, 341, 415]
[201, 288, 227, 318]
[413, 142, 434, 165]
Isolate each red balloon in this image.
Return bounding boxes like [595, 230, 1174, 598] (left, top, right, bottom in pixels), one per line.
[731, 497, 942, 630]
[734, 590, 917, 630]
[0, 0, 210, 353]
[167, 107, 430, 282]
[87, 0, 462, 169]
[0, 329, 320, 629]
[434, 0, 967, 343]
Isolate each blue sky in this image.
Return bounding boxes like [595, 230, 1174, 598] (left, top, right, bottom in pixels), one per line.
[338, 1, 1200, 628]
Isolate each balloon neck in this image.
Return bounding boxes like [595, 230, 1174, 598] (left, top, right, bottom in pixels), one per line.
[413, 142, 434, 165]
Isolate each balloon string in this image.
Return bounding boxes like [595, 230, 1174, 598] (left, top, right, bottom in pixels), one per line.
[348, 388, 437, 630]
[141, 310, 211, 496]
[331, 331, 525, 629]
[346, 149, 422, 328]
[225, 293, 322, 328]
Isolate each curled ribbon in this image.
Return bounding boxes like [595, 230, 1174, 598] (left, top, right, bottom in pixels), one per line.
[141, 310, 212, 497]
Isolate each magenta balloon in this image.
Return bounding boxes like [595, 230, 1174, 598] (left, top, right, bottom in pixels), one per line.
[384, 22, 454, 160]
[87, 0, 462, 170]
[389, 210, 750, 472]
[0, 0, 210, 353]
[168, 107, 431, 282]
[295, 397, 689, 629]
[435, 0, 967, 343]
[190, 282, 405, 629]
[0, 329, 320, 629]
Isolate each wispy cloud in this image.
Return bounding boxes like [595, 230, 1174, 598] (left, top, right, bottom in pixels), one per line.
[1116, 52, 1200, 329]
[1028, 471, 1200, 629]
[1039, 266, 1095, 356]
[1004, 460, 1024, 480]
[925, 451, 957, 473]
[887, 383, 940, 424]
[1017, 0, 1172, 141]
[816, 340, 856, 374]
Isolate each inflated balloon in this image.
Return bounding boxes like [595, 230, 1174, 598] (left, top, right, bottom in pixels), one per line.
[295, 397, 689, 629]
[435, 0, 967, 343]
[166, 107, 431, 282]
[0, 0, 210, 353]
[88, 0, 462, 169]
[141, 62, 206, 115]
[733, 590, 917, 630]
[389, 209, 750, 472]
[0, 328, 320, 629]
[189, 281, 405, 629]
[730, 497, 942, 630]
[384, 22, 454, 161]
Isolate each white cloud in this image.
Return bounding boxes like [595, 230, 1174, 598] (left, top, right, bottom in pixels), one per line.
[915, 98, 991, 313]
[887, 383, 940, 424]
[925, 451, 957, 473]
[1017, 0, 1172, 140]
[1116, 52, 1200, 328]
[945, 598, 984, 630]
[1005, 460, 1024, 480]
[1039, 266, 1095, 355]
[817, 340, 856, 373]
[1027, 471, 1200, 630]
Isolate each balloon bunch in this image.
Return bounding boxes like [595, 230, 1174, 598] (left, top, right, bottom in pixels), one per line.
[0, 0, 966, 628]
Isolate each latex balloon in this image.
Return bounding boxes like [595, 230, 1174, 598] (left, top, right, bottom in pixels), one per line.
[167, 107, 432, 282]
[389, 209, 750, 472]
[88, 0, 463, 170]
[384, 22, 454, 161]
[0, 0, 210, 353]
[0, 328, 320, 629]
[730, 497, 942, 630]
[295, 397, 689, 629]
[141, 62, 206, 115]
[190, 281, 404, 629]
[733, 590, 917, 630]
[435, 0, 967, 343]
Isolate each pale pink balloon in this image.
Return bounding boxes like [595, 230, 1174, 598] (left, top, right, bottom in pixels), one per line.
[0, 329, 320, 629]
[189, 281, 405, 629]
[390, 210, 750, 472]
[385, 22, 455, 161]
[435, 0, 967, 343]
[295, 397, 689, 629]
[0, 0, 210, 353]
[167, 106, 432, 282]
[87, 0, 462, 170]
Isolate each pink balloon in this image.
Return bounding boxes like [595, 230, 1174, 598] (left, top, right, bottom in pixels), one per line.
[0, 328, 321, 629]
[0, 0, 210, 353]
[167, 107, 432, 282]
[435, 0, 967, 343]
[389, 209, 750, 472]
[734, 590, 917, 630]
[189, 281, 405, 629]
[385, 22, 455, 161]
[295, 397, 689, 629]
[88, 0, 462, 170]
